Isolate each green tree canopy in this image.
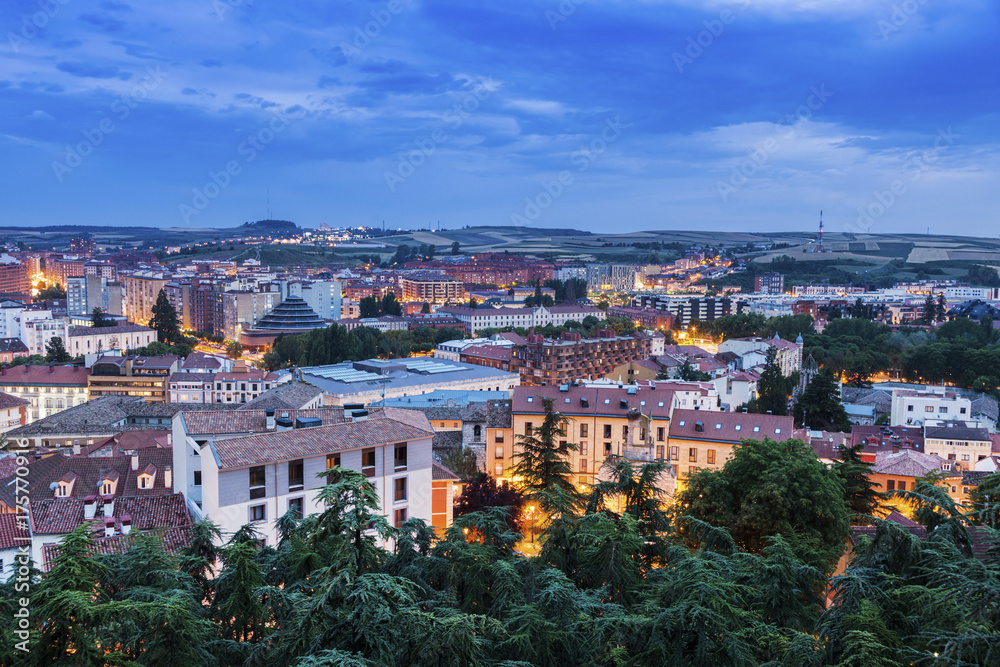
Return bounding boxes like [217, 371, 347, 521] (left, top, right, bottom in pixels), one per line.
[148, 289, 181, 345]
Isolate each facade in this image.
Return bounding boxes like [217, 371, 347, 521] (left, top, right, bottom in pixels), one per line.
[122, 273, 169, 326]
[66, 324, 156, 357]
[890, 388, 973, 427]
[219, 289, 281, 341]
[0, 338, 29, 364]
[606, 305, 675, 330]
[87, 355, 181, 402]
[0, 255, 29, 296]
[212, 361, 280, 404]
[298, 280, 342, 320]
[437, 304, 603, 335]
[717, 336, 803, 377]
[338, 316, 407, 332]
[177, 407, 451, 546]
[167, 372, 216, 403]
[923, 422, 993, 466]
[871, 449, 966, 509]
[634, 295, 749, 327]
[504, 381, 718, 487]
[20, 315, 68, 357]
[460, 345, 513, 371]
[400, 274, 465, 304]
[0, 391, 29, 433]
[512, 330, 652, 386]
[754, 272, 785, 294]
[0, 365, 90, 424]
[586, 264, 637, 292]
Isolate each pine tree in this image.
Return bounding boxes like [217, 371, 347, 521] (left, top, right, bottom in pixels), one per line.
[149, 289, 181, 344]
[756, 346, 788, 415]
[836, 441, 884, 521]
[90, 306, 114, 328]
[794, 367, 851, 431]
[510, 397, 579, 511]
[922, 294, 936, 324]
[44, 336, 70, 362]
[935, 292, 947, 322]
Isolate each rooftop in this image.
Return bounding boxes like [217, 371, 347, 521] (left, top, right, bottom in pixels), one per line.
[668, 409, 795, 443]
[301, 358, 518, 396]
[0, 364, 89, 385]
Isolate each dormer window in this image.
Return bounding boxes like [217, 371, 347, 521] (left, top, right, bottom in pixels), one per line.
[101, 479, 115, 496]
[138, 474, 154, 489]
[56, 482, 71, 497]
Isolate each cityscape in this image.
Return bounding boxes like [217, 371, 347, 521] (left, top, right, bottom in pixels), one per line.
[2, 1, 999, 665]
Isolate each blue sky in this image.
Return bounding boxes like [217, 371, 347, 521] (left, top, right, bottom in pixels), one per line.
[2, 0, 998, 234]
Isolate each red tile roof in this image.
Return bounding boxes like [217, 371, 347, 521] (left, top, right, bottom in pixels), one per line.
[0, 391, 29, 410]
[0, 512, 30, 551]
[669, 409, 795, 444]
[513, 384, 679, 419]
[432, 461, 460, 481]
[42, 522, 193, 571]
[0, 364, 89, 385]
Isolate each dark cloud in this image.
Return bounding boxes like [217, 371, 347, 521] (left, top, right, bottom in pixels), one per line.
[78, 13, 126, 32]
[200, 59, 224, 67]
[56, 62, 122, 79]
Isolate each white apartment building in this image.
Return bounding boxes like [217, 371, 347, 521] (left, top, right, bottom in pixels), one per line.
[297, 280, 342, 321]
[173, 407, 456, 546]
[21, 316, 68, 357]
[890, 388, 973, 427]
[717, 336, 803, 377]
[434, 336, 516, 362]
[66, 324, 156, 357]
[437, 304, 603, 336]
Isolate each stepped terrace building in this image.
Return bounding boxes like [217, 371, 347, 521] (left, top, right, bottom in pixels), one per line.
[239, 296, 327, 349]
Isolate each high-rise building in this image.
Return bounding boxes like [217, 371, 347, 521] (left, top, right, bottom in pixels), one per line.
[754, 272, 785, 294]
[0, 255, 29, 296]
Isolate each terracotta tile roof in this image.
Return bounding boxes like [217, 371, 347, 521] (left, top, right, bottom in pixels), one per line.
[214, 370, 276, 382]
[513, 384, 679, 419]
[240, 381, 323, 411]
[669, 409, 795, 444]
[432, 431, 464, 450]
[850, 519, 998, 563]
[32, 493, 190, 536]
[872, 449, 959, 478]
[180, 352, 224, 370]
[0, 512, 30, 550]
[432, 461, 460, 481]
[0, 364, 89, 386]
[851, 425, 924, 452]
[209, 409, 434, 469]
[168, 372, 215, 383]
[42, 522, 193, 571]
[0, 391, 29, 410]
[961, 470, 994, 487]
[486, 399, 512, 429]
[924, 423, 990, 443]
[461, 345, 512, 361]
[0, 338, 29, 354]
[0, 450, 175, 509]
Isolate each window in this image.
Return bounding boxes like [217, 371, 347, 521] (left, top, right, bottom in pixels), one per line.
[656, 445, 665, 459]
[101, 481, 113, 495]
[753, 426, 760, 433]
[707, 449, 716, 464]
[775, 428, 781, 434]
[394, 477, 407, 502]
[938, 406, 947, 413]
[622, 425, 628, 438]
[688, 466, 697, 474]
[288, 497, 303, 519]
[362, 449, 376, 477]
[670, 446, 679, 460]
[714, 423, 722, 430]
[138, 474, 153, 490]
[287, 459, 304, 490]
[603, 424, 612, 438]
[580, 442, 588, 456]
[656, 427, 664, 442]
[689, 448, 697, 462]
[249, 466, 266, 499]
[924, 405, 934, 412]
[494, 432, 504, 443]
[581, 459, 588, 472]
[495, 462, 504, 476]
[604, 442, 612, 456]
[394, 508, 407, 528]
[898, 481, 906, 491]
[193, 471, 202, 486]
[525, 422, 533, 436]
[887, 480, 895, 491]
[907, 405, 914, 411]
[960, 407, 967, 414]
[394, 443, 407, 470]
[249, 504, 266, 522]
[580, 424, 588, 438]
[961, 454, 970, 461]
[473, 425, 482, 440]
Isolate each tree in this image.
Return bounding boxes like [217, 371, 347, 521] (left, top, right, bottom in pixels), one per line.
[454, 472, 526, 533]
[678, 358, 711, 382]
[755, 347, 788, 416]
[149, 289, 181, 344]
[359, 295, 381, 318]
[451, 241, 460, 255]
[45, 336, 70, 362]
[921, 294, 936, 324]
[935, 293, 947, 322]
[225, 340, 244, 359]
[394, 244, 410, 264]
[836, 442, 884, 522]
[510, 397, 579, 511]
[438, 446, 481, 482]
[381, 292, 402, 316]
[794, 367, 851, 431]
[676, 437, 850, 572]
[37, 282, 65, 300]
[90, 307, 114, 328]
[468, 296, 478, 308]
[420, 301, 431, 314]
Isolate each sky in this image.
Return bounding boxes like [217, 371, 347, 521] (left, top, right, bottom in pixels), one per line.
[2, 0, 998, 235]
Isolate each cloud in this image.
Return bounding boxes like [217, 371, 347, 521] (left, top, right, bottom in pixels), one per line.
[25, 110, 54, 121]
[200, 59, 224, 67]
[56, 62, 122, 78]
[50, 39, 83, 50]
[78, 13, 126, 33]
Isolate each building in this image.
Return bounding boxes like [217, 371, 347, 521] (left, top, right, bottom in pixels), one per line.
[0, 365, 90, 424]
[219, 288, 282, 341]
[65, 324, 156, 358]
[400, 274, 465, 304]
[181, 407, 454, 546]
[337, 315, 408, 332]
[122, 273, 169, 326]
[167, 373, 215, 404]
[437, 304, 603, 336]
[460, 345, 513, 371]
[87, 355, 181, 402]
[212, 360, 280, 404]
[871, 448, 965, 509]
[503, 381, 718, 487]
[512, 330, 652, 386]
[434, 336, 517, 362]
[717, 336, 803, 377]
[923, 421, 993, 466]
[586, 264, 637, 292]
[710, 371, 760, 411]
[667, 409, 795, 485]
[754, 272, 785, 294]
[0, 338, 29, 364]
[0, 255, 29, 297]
[890, 388, 973, 427]
[298, 280, 342, 321]
[606, 305, 675, 330]
[300, 358, 520, 407]
[67, 274, 117, 318]
[634, 295, 749, 327]
[239, 296, 327, 350]
[0, 391, 29, 433]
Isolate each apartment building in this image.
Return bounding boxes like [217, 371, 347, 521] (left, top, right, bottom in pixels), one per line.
[87, 355, 181, 402]
[122, 273, 169, 325]
[212, 360, 280, 404]
[175, 407, 455, 546]
[0, 338, 29, 364]
[400, 274, 465, 304]
[890, 388, 973, 427]
[923, 421, 993, 466]
[754, 272, 785, 294]
[503, 381, 718, 487]
[219, 288, 281, 340]
[0, 255, 29, 296]
[606, 305, 675, 330]
[0, 391, 28, 433]
[65, 324, 156, 357]
[0, 365, 90, 424]
[717, 336, 803, 377]
[437, 303, 603, 335]
[512, 330, 652, 386]
[634, 295, 749, 327]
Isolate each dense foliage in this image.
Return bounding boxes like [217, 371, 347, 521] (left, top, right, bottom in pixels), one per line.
[149, 289, 182, 345]
[262, 324, 466, 369]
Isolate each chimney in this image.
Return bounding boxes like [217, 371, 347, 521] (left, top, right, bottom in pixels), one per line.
[49, 365, 54, 374]
[72, 442, 81, 456]
[130, 451, 139, 471]
[84, 495, 97, 520]
[892, 445, 899, 454]
[103, 494, 115, 517]
[266, 409, 275, 430]
[104, 517, 116, 538]
[121, 514, 132, 535]
[164, 466, 172, 489]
